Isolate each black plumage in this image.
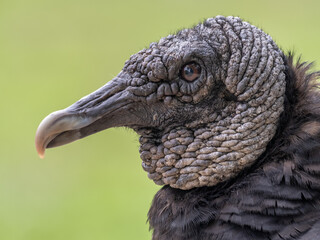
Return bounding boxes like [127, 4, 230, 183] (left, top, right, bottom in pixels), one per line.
[35, 16, 320, 239]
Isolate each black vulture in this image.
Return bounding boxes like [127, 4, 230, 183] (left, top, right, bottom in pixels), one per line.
[35, 16, 320, 239]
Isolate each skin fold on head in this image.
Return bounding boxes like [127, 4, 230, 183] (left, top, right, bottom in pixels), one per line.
[35, 16, 286, 190]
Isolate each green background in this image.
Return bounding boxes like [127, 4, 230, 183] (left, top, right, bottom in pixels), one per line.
[1, 0, 320, 239]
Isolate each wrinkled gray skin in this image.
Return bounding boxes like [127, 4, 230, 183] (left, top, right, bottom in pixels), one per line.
[35, 16, 286, 190]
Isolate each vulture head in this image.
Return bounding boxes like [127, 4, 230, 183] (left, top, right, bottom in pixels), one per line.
[35, 16, 320, 239]
[36, 16, 285, 189]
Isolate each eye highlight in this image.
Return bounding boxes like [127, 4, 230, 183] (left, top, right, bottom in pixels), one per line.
[180, 62, 201, 82]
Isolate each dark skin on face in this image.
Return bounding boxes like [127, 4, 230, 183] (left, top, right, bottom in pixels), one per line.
[35, 35, 221, 158]
[36, 16, 285, 190]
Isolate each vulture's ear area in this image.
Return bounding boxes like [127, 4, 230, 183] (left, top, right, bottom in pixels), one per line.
[35, 77, 153, 158]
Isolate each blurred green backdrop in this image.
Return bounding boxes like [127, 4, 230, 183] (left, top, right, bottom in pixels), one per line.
[1, 0, 320, 239]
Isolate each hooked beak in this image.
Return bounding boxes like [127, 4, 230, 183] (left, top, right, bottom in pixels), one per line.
[35, 77, 139, 158]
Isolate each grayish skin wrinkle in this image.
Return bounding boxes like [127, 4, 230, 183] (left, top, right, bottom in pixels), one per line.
[121, 16, 285, 189]
[36, 16, 286, 190]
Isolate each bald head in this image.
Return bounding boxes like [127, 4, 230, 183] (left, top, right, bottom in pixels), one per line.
[36, 16, 286, 190]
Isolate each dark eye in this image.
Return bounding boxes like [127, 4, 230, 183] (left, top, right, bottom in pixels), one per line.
[180, 62, 201, 82]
